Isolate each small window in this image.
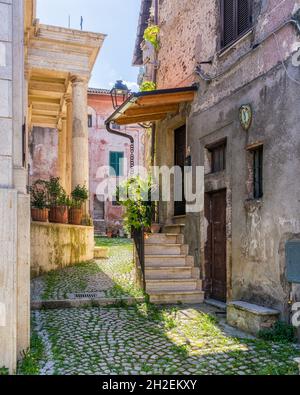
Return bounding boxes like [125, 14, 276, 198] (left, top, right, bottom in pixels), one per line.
[88, 114, 93, 128]
[221, 0, 252, 49]
[252, 146, 263, 199]
[208, 141, 227, 173]
[109, 151, 124, 177]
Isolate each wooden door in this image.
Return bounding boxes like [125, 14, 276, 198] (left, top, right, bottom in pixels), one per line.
[205, 190, 227, 302]
[174, 125, 186, 216]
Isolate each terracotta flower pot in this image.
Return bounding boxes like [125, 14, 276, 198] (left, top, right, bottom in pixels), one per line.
[151, 223, 161, 233]
[49, 206, 68, 224]
[107, 231, 113, 238]
[31, 208, 49, 223]
[68, 208, 83, 225]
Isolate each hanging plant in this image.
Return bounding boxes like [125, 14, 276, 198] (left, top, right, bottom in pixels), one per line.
[140, 81, 157, 92]
[143, 25, 160, 50]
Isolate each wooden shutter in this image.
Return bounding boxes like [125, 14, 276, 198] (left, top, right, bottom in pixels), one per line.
[237, 0, 252, 35]
[221, 0, 252, 48]
[222, 0, 236, 48]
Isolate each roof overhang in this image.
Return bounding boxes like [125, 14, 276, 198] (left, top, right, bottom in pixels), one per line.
[105, 86, 198, 126]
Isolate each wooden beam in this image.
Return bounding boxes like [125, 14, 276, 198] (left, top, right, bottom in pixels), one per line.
[32, 102, 60, 111]
[29, 89, 63, 99]
[124, 104, 179, 117]
[116, 113, 166, 125]
[137, 91, 195, 106]
[29, 80, 66, 93]
[32, 109, 59, 117]
[29, 96, 61, 104]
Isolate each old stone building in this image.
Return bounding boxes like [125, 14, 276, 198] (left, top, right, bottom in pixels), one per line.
[116, 0, 300, 329]
[88, 88, 145, 235]
[0, 0, 105, 372]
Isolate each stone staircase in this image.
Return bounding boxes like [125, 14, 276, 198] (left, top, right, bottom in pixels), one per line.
[144, 229, 204, 304]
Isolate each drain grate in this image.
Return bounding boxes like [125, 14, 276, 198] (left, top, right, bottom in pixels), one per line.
[68, 292, 105, 300]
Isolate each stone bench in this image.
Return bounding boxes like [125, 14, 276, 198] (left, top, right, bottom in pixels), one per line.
[227, 301, 280, 336]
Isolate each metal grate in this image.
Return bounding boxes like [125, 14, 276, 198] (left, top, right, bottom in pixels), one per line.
[68, 292, 104, 300]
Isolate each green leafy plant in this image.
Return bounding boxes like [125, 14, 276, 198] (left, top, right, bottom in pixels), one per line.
[116, 176, 155, 233]
[143, 25, 160, 50]
[0, 367, 9, 375]
[30, 180, 49, 209]
[47, 177, 68, 207]
[71, 185, 88, 209]
[140, 81, 156, 92]
[258, 321, 297, 343]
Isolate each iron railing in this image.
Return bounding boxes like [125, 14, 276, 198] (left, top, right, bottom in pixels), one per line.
[132, 226, 146, 292]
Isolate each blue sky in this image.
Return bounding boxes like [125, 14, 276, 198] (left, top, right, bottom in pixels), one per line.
[37, 0, 141, 90]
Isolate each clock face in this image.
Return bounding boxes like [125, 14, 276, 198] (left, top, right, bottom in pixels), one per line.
[239, 105, 252, 131]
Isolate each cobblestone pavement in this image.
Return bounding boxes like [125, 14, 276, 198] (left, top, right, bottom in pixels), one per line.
[31, 238, 142, 301]
[25, 238, 300, 376]
[18, 304, 300, 376]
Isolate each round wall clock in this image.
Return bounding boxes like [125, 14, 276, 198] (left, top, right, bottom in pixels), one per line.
[239, 104, 253, 131]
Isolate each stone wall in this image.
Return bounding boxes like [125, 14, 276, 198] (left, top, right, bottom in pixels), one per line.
[152, 0, 300, 318]
[0, 0, 31, 373]
[31, 222, 94, 277]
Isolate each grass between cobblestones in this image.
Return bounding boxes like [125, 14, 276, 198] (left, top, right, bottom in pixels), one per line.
[33, 237, 143, 301]
[19, 303, 300, 375]
[25, 238, 300, 375]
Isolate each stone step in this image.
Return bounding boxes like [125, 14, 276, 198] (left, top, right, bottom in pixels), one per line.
[163, 224, 185, 234]
[145, 233, 184, 245]
[149, 290, 205, 304]
[145, 266, 200, 280]
[145, 243, 188, 256]
[146, 278, 202, 292]
[173, 215, 186, 225]
[145, 255, 194, 267]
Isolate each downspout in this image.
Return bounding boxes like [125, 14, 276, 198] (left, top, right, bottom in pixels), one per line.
[105, 121, 135, 173]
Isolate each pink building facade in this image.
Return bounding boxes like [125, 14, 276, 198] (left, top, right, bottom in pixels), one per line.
[87, 88, 145, 235]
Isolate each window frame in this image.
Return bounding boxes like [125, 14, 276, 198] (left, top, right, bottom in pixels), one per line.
[88, 114, 93, 128]
[220, 0, 253, 51]
[206, 138, 227, 174]
[252, 145, 263, 200]
[109, 151, 124, 177]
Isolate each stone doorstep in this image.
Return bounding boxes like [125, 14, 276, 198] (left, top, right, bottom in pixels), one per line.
[31, 297, 145, 310]
[228, 301, 280, 316]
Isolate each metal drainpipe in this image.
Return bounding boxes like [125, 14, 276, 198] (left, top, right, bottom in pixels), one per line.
[105, 121, 135, 175]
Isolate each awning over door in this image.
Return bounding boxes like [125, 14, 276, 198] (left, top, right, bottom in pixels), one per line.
[105, 86, 198, 126]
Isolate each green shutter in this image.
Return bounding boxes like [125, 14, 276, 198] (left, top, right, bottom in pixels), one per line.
[109, 152, 124, 176]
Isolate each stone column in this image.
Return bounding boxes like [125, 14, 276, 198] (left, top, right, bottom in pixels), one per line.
[58, 116, 67, 191]
[71, 76, 89, 216]
[65, 94, 72, 195]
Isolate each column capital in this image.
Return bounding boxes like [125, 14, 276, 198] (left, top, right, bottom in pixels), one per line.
[70, 75, 89, 85]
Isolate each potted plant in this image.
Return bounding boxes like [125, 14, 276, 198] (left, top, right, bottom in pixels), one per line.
[47, 177, 69, 224]
[116, 176, 153, 235]
[30, 180, 49, 222]
[106, 220, 114, 238]
[69, 185, 88, 225]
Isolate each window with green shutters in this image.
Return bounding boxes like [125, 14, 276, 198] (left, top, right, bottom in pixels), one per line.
[109, 151, 124, 176]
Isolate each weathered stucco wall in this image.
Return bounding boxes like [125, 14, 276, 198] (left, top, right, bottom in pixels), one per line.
[29, 127, 59, 183]
[31, 222, 94, 277]
[153, 0, 300, 317]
